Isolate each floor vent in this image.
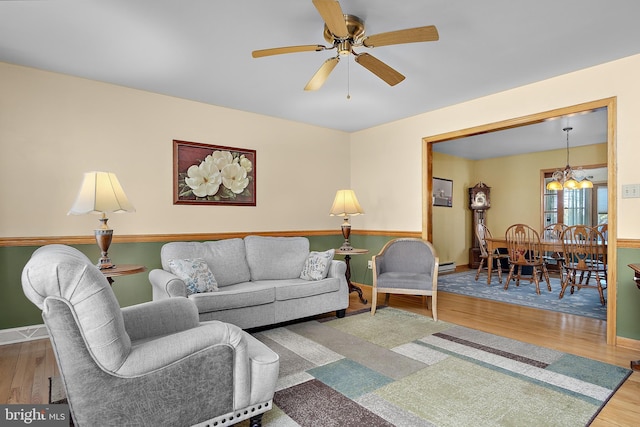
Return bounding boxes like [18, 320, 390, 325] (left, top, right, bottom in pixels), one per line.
[0, 324, 48, 345]
[439, 262, 456, 273]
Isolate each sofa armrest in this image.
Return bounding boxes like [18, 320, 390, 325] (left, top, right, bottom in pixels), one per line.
[327, 260, 348, 289]
[149, 268, 187, 299]
[121, 298, 199, 341]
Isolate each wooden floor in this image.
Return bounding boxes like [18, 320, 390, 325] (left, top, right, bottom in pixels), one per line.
[1, 284, 639, 425]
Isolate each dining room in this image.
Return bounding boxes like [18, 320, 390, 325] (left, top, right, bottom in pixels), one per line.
[424, 100, 613, 334]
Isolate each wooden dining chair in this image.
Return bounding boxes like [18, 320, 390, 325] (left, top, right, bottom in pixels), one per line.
[560, 225, 607, 305]
[504, 224, 551, 294]
[542, 223, 568, 280]
[475, 223, 509, 284]
[583, 223, 608, 285]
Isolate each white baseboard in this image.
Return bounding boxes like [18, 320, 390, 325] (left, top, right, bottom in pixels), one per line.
[0, 324, 48, 345]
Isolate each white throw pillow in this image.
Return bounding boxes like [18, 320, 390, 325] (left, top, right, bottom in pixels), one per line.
[300, 249, 335, 281]
[168, 258, 218, 294]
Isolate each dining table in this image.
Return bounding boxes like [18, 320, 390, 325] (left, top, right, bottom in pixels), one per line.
[483, 237, 607, 285]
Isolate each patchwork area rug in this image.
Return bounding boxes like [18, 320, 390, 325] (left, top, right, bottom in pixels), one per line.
[50, 309, 629, 426]
[234, 308, 629, 427]
[437, 270, 607, 320]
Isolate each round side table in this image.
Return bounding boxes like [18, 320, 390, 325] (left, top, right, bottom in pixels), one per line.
[335, 248, 369, 304]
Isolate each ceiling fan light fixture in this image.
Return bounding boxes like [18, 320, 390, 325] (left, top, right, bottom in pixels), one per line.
[252, 1, 438, 92]
[337, 40, 351, 55]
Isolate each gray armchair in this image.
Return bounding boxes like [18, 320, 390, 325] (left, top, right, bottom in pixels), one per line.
[21, 245, 279, 427]
[371, 238, 439, 321]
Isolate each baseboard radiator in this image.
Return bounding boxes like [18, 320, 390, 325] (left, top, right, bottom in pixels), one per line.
[438, 262, 456, 273]
[0, 324, 48, 345]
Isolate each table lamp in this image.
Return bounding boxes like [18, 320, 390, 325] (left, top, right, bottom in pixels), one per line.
[68, 171, 135, 269]
[329, 189, 364, 251]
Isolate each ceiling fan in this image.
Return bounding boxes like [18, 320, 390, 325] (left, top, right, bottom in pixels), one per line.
[252, 0, 439, 91]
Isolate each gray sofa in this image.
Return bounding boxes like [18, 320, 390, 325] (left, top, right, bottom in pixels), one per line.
[150, 235, 349, 329]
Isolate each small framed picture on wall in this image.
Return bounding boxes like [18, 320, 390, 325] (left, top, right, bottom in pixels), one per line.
[433, 177, 453, 207]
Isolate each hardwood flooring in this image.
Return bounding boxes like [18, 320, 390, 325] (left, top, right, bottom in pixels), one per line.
[1, 284, 638, 425]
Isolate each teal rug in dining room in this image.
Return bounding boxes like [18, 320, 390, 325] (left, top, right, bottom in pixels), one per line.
[234, 308, 629, 427]
[437, 270, 607, 320]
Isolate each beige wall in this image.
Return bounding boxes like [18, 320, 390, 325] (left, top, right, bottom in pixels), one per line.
[350, 54, 640, 239]
[0, 62, 351, 238]
[3, 54, 640, 240]
[478, 144, 608, 235]
[430, 144, 607, 267]
[431, 152, 474, 265]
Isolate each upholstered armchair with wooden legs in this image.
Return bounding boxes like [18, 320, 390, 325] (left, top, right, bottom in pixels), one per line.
[370, 238, 439, 321]
[21, 245, 279, 427]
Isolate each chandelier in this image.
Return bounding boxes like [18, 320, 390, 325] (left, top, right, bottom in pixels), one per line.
[546, 126, 593, 191]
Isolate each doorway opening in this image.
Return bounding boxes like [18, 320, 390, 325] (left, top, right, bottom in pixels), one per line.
[422, 97, 617, 344]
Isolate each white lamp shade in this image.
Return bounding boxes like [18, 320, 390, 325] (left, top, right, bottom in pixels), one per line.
[68, 171, 135, 215]
[329, 189, 364, 216]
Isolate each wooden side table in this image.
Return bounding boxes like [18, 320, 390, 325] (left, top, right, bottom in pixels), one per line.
[101, 264, 147, 285]
[627, 263, 640, 370]
[335, 248, 369, 304]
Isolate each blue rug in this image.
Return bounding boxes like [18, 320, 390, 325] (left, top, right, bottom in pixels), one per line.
[438, 270, 607, 320]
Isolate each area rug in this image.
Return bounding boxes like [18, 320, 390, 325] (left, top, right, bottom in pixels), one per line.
[50, 308, 629, 426]
[237, 308, 629, 426]
[437, 270, 607, 320]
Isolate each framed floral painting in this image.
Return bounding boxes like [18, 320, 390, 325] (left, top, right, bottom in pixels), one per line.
[173, 140, 256, 206]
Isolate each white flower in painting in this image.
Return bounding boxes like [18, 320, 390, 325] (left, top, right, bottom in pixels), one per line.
[239, 155, 253, 173]
[185, 158, 222, 197]
[221, 163, 249, 194]
[210, 150, 233, 171]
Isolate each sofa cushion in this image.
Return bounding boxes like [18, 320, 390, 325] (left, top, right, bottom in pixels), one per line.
[300, 249, 335, 281]
[161, 239, 251, 287]
[167, 258, 218, 294]
[244, 236, 309, 281]
[269, 277, 341, 301]
[203, 239, 251, 286]
[188, 282, 275, 313]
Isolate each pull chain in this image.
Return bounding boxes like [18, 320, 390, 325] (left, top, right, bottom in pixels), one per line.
[346, 56, 351, 100]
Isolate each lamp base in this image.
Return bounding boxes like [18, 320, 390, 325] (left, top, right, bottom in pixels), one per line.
[340, 219, 353, 251]
[95, 228, 115, 270]
[339, 243, 354, 251]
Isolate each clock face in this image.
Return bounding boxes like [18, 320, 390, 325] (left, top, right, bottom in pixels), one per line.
[469, 185, 490, 209]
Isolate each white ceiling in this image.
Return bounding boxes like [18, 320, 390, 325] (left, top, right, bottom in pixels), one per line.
[433, 107, 609, 160]
[1, 0, 639, 138]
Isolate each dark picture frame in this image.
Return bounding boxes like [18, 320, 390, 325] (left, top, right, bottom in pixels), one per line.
[433, 177, 453, 207]
[173, 140, 256, 206]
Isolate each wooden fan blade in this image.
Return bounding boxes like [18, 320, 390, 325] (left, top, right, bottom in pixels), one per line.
[363, 25, 439, 48]
[304, 57, 340, 91]
[312, 0, 348, 38]
[252, 45, 327, 58]
[354, 53, 405, 86]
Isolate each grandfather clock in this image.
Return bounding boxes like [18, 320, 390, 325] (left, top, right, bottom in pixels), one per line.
[469, 182, 491, 268]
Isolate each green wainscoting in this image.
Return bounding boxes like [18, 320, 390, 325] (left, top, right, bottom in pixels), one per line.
[616, 248, 640, 341]
[7, 236, 639, 343]
[0, 242, 166, 330]
[0, 233, 399, 330]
